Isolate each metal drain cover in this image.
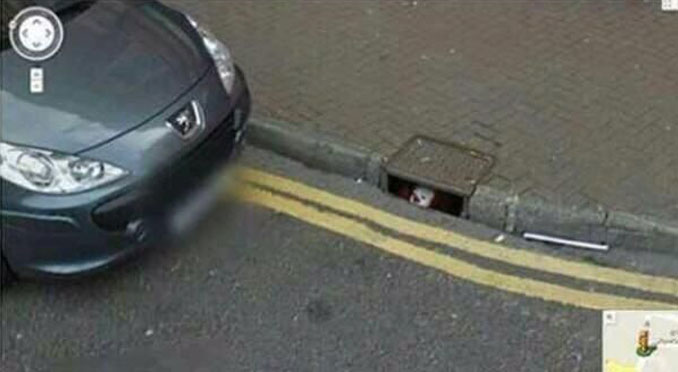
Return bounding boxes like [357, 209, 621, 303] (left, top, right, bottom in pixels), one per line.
[385, 136, 494, 197]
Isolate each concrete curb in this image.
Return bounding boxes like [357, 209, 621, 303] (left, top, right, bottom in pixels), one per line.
[248, 118, 383, 186]
[248, 117, 678, 254]
[468, 186, 678, 253]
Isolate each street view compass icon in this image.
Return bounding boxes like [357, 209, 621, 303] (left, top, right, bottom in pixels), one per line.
[8, 6, 64, 62]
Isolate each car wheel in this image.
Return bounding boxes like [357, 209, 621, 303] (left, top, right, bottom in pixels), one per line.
[1, 255, 13, 288]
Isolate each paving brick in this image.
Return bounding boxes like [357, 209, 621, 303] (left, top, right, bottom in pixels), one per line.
[165, 0, 678, 221]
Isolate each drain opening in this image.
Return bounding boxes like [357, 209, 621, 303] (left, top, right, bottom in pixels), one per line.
[383, 136, 494, 218]
[387, 175, 465, 216]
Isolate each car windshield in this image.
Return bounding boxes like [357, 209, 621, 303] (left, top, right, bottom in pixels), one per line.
[1, 0, 95, 50]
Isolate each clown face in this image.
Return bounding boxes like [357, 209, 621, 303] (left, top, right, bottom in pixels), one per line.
[409, 186, 435, 208]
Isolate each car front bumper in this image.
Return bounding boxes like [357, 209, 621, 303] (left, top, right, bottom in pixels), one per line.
[1, 67, 251, 279]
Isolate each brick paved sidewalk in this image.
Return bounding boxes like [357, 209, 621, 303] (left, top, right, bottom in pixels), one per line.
[168, 0, 678, 224]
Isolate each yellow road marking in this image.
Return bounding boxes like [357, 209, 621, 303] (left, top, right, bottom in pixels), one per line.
[238, 184, 678, 310]
[241, 168, 678, 299]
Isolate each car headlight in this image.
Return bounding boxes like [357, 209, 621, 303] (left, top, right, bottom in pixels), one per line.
[0, 143, 127, 194]
[186, 15, 235, 94]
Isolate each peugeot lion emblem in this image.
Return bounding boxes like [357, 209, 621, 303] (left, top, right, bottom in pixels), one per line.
[166, 101, 205, 140]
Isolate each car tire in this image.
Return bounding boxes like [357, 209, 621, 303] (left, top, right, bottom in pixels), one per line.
[1, 255, 13, 289]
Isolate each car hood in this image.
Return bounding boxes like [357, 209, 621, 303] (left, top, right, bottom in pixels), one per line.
[1, 1, 210, 153]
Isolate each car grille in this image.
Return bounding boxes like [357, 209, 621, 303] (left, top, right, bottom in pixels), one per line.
[92, 113, 237, 232]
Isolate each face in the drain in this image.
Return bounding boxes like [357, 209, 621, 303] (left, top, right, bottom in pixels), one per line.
[410, 186, 435, 208]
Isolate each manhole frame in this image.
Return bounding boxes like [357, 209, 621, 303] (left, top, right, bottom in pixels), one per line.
[382, 135, 495, 217]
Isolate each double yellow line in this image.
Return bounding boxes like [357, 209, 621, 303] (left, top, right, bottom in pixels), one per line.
[236, 168, 678, 310]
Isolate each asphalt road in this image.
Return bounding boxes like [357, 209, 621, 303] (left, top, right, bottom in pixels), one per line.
[2, 148, 678, 372]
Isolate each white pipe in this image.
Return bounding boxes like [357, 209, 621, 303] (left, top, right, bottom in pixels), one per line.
[523, 232, 609, 251]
